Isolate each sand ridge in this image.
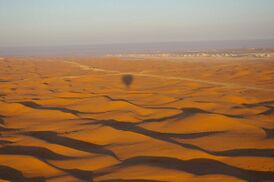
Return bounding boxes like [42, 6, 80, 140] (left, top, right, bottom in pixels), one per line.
[0, 56, 273, 181]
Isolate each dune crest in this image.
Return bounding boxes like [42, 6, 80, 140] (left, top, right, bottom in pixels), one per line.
[0, 56, 273, 181]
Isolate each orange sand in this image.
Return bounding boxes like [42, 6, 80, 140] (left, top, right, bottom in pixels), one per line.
[0, 55, 273, 181]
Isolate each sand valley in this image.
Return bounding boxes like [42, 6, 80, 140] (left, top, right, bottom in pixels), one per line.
[0, 53, 274, 181]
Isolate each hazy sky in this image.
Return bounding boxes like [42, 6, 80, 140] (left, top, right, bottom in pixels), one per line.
[0, 0, 274, 47]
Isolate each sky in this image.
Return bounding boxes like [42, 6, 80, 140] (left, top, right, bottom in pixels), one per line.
[0, 0, 274, 47]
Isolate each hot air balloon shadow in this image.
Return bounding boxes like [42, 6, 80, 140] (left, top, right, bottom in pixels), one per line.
[122, 74, 134, 88]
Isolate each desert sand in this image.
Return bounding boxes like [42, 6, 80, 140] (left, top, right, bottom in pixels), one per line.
[0, 54, 274, 181]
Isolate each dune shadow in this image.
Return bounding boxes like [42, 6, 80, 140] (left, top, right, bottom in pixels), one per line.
[0, 165, 46, 181]
[0, 145, 75, 160]
[242, 100, 274, 108]
[0, 93, 6, 98]
[212, 148, 274, 158]
[0, 140, 13, 145]
[41, 156, 94, 181]
[0, 126, 18, 132]
[99, 179, 167, 182]
[139, 107, 242, 125]
[18, 101, 112, 116]
[102, 95, 176, 110]
[263, 128, 274, 139]
[83, 119, 220, 154]
[83, 119, 274, 158]
[61, 168, 94, 181]
[259, 106, 274, 115]
[0, 118, 4, 125]
[0, 114, 5, 125]
[0, 80, 9, 83]
[139, 108, 210, 124]
[238, 100, 274, 116]
[23, 131, 119, 160]
[95, 156, 274, 181]
[55, 168, 93, 182]
[18, 101, 83, 116]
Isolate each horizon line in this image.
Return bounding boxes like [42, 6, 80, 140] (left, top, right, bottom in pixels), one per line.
[1, 38, 274, 49]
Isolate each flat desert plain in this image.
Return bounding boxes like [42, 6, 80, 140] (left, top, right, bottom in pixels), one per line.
[0, 55, 274, 182]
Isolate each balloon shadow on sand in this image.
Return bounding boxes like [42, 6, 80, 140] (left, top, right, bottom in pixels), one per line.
[121, 74, 134, 89]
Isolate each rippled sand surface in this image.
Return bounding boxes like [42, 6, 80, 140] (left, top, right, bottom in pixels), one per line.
[0, 57, 273, 181]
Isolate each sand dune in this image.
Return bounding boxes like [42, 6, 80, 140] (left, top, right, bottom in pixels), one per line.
[0, 56, 273, 181]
